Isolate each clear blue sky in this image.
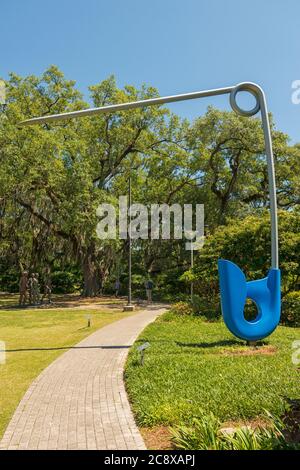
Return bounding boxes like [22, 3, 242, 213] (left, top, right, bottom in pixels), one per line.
[1, 0, 300, 142]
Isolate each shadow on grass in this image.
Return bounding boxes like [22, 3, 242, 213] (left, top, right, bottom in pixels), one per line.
[176, 339, 245, 348]
[0, 302, 124, 311]
[2, 345, 131, 353]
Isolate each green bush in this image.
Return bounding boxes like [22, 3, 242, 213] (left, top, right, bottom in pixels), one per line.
[170, 301, 194, 316]
[191, 294, 221, 321]
[170, 298, 221, 320]
[51, 271, 80, 293]
[0, 266, 83, 295]
[0, 272, 19, 293]
[281, 292, 300, 327]
[172, 412, 223, 450]
[171, 411, 300, 450]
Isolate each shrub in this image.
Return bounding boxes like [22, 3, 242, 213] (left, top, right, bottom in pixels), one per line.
[51, 271, 80, 293]
[170, 301, 194, 316]
[171, 412, 224, 450]
[170, 298, 222, 321]
[0, 272, 19, 293]
[171, 411, 300, 450]
[191, 294, 221, 321]
[281, 292, 300, 327]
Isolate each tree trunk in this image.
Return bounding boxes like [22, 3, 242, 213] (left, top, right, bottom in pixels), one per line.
[82, 250, 101, 297]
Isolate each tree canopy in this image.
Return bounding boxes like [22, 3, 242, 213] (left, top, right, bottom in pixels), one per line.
[0, 66, 299, 299]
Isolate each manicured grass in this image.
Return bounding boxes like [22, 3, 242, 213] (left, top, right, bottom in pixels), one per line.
[0, 307, 132, 438]
[0, 292, 125, 308]
[0, 294, 19, 307]
[125, 312, 300, 428]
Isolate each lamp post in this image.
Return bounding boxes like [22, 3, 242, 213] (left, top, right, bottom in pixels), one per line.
[184, 229, 195, 303]
[187, 232, 195, 303]
[124, 164, 135, 311]
[190, 241, 194, 303]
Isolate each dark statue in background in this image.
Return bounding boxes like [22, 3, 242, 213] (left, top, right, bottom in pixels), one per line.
[19, 270, 51, 306]
[19, 271, 28, 306]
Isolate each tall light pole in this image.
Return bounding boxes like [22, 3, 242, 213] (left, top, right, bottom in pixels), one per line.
[185, 230, 195, 303]
[190, 241, 194, 303]
[124, 163, 134, 311]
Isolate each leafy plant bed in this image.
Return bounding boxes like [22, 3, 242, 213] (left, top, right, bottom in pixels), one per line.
[125, 312, 300, 449]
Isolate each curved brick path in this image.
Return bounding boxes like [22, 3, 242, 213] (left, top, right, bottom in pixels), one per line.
[0, 306, 166, 450]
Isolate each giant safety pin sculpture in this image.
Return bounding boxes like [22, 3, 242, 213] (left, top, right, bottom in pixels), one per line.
[20, 82, 281, 342]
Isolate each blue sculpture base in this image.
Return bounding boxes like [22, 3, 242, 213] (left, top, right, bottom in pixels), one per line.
[218, 260, 281, 342]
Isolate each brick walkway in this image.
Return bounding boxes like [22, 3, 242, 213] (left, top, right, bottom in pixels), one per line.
[0, 306, 166, 450]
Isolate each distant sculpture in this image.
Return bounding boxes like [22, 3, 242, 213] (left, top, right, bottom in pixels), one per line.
[42, 276, 52, 304]
[28, 273, 34, 304]
[28, 273, 40, 305]
[19, 271, 28, 306]
[32, 273, 40, 304]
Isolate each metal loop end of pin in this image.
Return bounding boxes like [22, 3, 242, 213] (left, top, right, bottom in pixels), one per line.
[230, 82, 261, 117]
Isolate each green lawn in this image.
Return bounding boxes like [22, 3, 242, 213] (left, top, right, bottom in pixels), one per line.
[0, 307, 131, 438]
[125, 312, 300, 428]
[0, 294, 19, 307]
